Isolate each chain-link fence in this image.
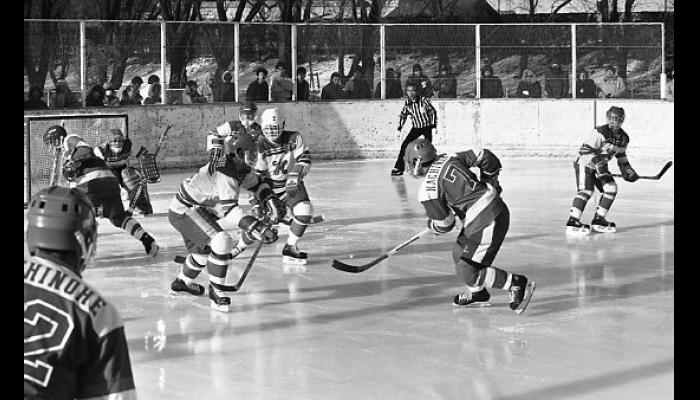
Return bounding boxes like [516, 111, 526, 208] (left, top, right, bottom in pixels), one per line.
[24, 20, 666, 108]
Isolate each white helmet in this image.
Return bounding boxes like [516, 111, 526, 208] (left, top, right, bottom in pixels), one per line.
[260, 108, 285, 143]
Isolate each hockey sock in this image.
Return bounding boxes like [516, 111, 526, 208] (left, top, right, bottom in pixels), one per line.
[570, 190, 591, 219]
[289, 220, 307, 241]
[477, 266, 512, 291]
[287, 227, 305, 246]
[207, 232, 233, 289]
[179, 254, 207, 284]
[121, 216, 146, 241]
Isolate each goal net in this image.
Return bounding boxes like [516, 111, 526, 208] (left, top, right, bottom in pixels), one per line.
[24, 114, 128, 207]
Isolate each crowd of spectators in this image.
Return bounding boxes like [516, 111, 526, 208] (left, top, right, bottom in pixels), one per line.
[25, 61, 670, 110]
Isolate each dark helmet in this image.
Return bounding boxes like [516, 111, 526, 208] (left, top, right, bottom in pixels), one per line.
[26, 186, 98, 273]
[43, 125, 67, 147]
[404, 138, 438, 177]
[239, 102, 258, 127]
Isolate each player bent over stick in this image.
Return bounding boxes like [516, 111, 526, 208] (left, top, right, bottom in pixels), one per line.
[404, 138, 535, 314]
[168, 135, 285, 312]
[44, 125, 159, 257]
[566, 106, 639, 234]
[24, 186, 137, 399]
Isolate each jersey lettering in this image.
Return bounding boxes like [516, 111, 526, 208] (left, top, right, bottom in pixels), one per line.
[24, 300, 75, 387]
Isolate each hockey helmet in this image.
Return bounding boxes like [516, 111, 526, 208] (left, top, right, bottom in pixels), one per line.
[62, 134, 88, 159]
[605, 106, 625, 127]
[26, 186, 98, 274]
[239, 102, 258, 128]
[260, 108, 285, 143]
[109, 128, 126, 153]
[43, 125, 67, 147]
[404, 138, 438, 177]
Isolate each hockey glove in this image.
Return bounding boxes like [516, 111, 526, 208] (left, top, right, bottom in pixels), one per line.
[263, 194, 287, 224]
[294, 163, 310, 179]
[622, 167, 639, 182]
[62, 161, 78, 182]
[206, 134, 225, 175]
[427, 216, 456, 235]
[239, 215, 279, 244]
[285, 172, 300, 197]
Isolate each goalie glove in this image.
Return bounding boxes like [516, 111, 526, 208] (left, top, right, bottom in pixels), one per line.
[238, 215, 279, 244]
[621, 166, 639, 182]
[206, 134, 225, 175]
[427, 215, 456, 235]
[263, 194, 286, 224]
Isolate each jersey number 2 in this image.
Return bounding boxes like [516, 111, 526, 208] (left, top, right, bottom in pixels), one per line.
[24, 300, 75, 387]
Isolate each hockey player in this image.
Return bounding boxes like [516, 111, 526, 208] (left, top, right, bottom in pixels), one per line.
[95, 128, 153, 215]
[209, 101, 262, 168]
[24, 186, 136, 399]
[566, 106, 639, 234]
[44, 125, 159, 257]
[251, 107, 314, 264]
[404, 138, 535, 314]
[168, 135, 286, 312]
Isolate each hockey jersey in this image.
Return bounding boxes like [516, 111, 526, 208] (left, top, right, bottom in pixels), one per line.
[65, 144, 118, 186]
[578, 125, 631, 170]
[24, 256, 136, 400]
[170, 156, 268, 218]
[418, 149, 505, 236]
[255, 130, 311, 196]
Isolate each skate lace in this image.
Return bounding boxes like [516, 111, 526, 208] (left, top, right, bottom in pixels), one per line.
[457, 291, 472, 303]
[509, 286, 521, 303]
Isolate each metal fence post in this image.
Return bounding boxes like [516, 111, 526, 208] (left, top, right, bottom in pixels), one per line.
[292, 24, 297, 101]
[380, 24, 386, 100]
[234, 23, 240, 103]
[475, 24, 481, 99]
[161, 21, 167, 105]
[571, 24, 577, 99]
[80, 21, 86, 107]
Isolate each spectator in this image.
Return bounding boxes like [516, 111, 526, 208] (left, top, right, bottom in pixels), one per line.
[147, 74, 160, 85]
[216, 71, 235, 102]
[344, 67, 372, 99]
[666, 69, 674, 101]
[51, 79, 81, 108]
[296, 66, 310, 101]
[514, 69, 542, 98]
[479, 64, 504, 98]
[130, 76, 144, 104]
[405, 63, 433, 98]
[321, 72, 346, 100]
[200, 72, 215, 103]
[144, 83, 162, 104]
[85, 84, 105, 107]
[246, 66, 269, 102]
[24, 86, 48, 110]
[104, 86, 120, 106]
[432, 64, 457, 98]
[575, 70, 598, 98]
[270, 61, 293, 101]
[182, 80, 207, 104]
[375, 67, 404, 99]
[543, 63, 569, 98]
[598, 65, 628, 98]
[119, 85, 141, 106]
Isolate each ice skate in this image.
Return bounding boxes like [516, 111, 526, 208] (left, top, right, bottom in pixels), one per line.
[453, 288, 491, 307]
[509, 275, 536, 315]
[209, 284, 231, 313]
[390, 168, 403, 176]
[591, 215, 616, 233]
[282, 244, 308, 265]
[141, 233, 159, 257]
[170, 278, 205, 296]
[565, 216, 591, 235]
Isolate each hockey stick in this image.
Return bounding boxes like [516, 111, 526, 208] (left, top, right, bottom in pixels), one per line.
[154, 125, 172, 157]
[173, 234, 266, 292]
[331, 228, 433, 273]
[126, 180, 145, 215]
[278, 214, 325, 226]
[611, 161, 673, 180]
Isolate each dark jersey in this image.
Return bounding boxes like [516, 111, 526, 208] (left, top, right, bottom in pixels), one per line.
[67, 145, 119, 187]
[418, 150, 505, 235]
[24, 257, 136, 399]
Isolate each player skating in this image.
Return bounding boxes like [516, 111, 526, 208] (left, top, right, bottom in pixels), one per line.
[249, 108, 315, 265]
[95, 128, 153, 215]
[403, 138, 535, 314]
[566, 106, 639, 234]
[44, 125, 159, 257]
[210, 101, 262, 168]
[168, 135, 285, 312]
[24, 186, 137, 399]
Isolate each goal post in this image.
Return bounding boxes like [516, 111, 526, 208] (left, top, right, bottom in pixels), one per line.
[24, 113, 129, 207]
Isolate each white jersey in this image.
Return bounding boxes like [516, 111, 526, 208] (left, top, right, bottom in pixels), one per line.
[254, 130, 311, 195]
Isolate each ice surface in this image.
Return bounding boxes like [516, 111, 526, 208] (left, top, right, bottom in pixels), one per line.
[25, 157, 674, 400]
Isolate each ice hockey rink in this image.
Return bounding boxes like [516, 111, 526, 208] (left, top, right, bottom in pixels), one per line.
[25, 157, 674, 400]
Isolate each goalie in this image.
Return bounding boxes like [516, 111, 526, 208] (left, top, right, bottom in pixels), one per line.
[43, 125, 159, 257]
[95, 129, 153, 215]
[566, 106, 639, 234]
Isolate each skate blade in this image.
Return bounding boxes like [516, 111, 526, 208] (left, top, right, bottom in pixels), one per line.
[566, 226, 591, 235]
[592, 225, 616, 233]
[210, 301, 231, 313]
[283, 256, 308, 265]
[452, 302, 492, 308]
[515, 281, 536, 316]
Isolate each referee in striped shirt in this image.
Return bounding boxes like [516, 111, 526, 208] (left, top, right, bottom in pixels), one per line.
[391, 82, 437, 176]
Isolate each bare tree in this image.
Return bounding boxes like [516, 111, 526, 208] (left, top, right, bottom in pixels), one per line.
[24, 0, 73, 90]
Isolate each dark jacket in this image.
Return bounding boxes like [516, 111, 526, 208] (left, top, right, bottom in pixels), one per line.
[575, 78, 598, 98]
[246, 80, 269, 102]
[321, 83, 345, 100]
[297, 79, 310, 101]
[479, 66, 503, 98]
[374, 79, 404, 99]
[544, 66, 569, 98]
